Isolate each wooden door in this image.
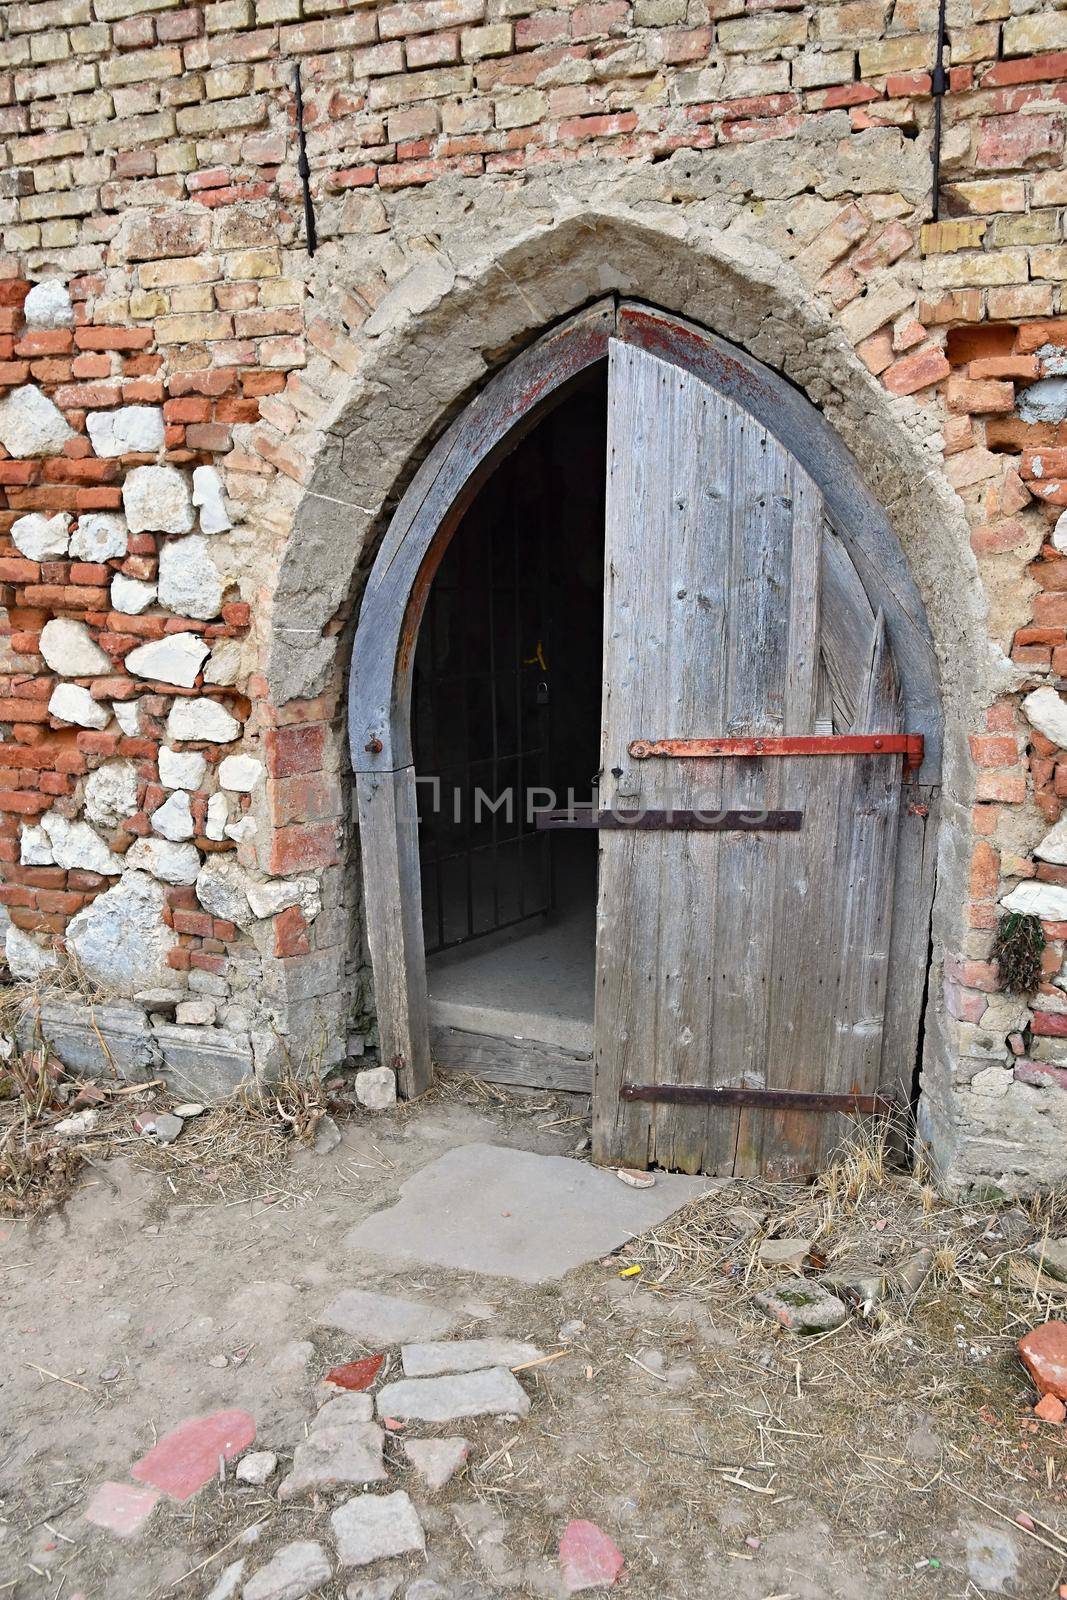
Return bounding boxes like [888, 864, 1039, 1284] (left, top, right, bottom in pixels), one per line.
[592, 338, 906, 1178]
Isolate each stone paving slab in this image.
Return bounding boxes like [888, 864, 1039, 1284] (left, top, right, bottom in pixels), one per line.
[377, 1367, 530, 1423]
[401, 1338, 541, 1377]
[278, 1423, 387, 1502]
[318, 1288, 461, 1343]
[344, 1143, 710, 1283]
[83, 1480, 159, 1538]
[332, 1490, 425, 1567]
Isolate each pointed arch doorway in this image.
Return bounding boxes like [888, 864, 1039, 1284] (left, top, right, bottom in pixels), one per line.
[349, 300, 942, 1178]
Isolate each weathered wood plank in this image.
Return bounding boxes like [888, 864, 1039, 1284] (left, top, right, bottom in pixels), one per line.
[433, 1025, 592, 1093]
[615, 302, 942, 784]
[356, 765, 432, 1098]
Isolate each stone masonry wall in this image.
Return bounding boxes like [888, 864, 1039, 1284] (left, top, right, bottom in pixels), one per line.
[2, 0, 1067, 1188]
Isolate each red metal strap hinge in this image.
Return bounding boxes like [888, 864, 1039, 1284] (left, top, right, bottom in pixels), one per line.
[628, 734, 924, 779]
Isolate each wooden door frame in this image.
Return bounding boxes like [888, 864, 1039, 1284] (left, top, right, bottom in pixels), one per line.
[349, 298, 943, 1101]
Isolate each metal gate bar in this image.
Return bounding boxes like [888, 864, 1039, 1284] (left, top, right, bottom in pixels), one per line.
[536, 808, 802, 831]
[628, 733, 924, 777]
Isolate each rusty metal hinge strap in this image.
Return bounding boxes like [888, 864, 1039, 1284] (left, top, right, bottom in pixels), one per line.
[535, 808, 802, 832]
[620, 1084, 895, 1116]
[628, 734, 924, 778]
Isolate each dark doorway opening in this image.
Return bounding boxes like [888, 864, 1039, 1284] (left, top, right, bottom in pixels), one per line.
[411, 367, 606, 1057]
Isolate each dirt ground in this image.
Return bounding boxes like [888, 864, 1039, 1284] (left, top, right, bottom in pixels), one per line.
[3, 1076, 1067, 1600]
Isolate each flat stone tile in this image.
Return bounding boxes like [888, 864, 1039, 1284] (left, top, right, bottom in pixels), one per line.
[332, 1490, 425, 1567]
[278, 1423, 387, 1501]
[377, 1367, 530, 1423]
[401, 1338, 541, 1377]
[344, 1143, 709, 1284]
[318, 1288, 460, 1343]
[131, 1408, 256, 1502]
[83, 1480, 159, 1538]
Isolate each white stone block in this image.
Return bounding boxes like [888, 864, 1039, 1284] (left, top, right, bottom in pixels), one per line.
[86, 406, 164, 459]
[49, 683, 110, 729]
[0, 384, 73, 457]
[70, 512, 127, 562]
[204, 638, 243, 686]
[1037, 817, 1067, 866]
[206, 791, 230, 840]
[355, 1066, 397, 1110]
[195, 858, 254, 929]
[157, 534, 224, 621]
[158, 747, 206, 790]
[39, 618, 110, 678]
[166, 697, 240, 743]
[1023, 686, 1067, 750]
[124, 836, 201, 885]
[5, 924, 59, 981]
[40, 811, 120, 875]
[111, 573, 157, 615]
[125, 632, 209, 688]
[83, 760, 138, 828]
[217, 753, 263, 792]
[23, 280, 73, 328]
[122, 464, 194, 534]
[1001, 880, 1067, 920]
[246, 879, 300, 919]
[66, 869, 178, 994]
[19, 824, 54, 866]
[11, 511, 70, 560]
[192, 464, 232, 533]
[152, 790, 195, 842]
[112, 699, 143, 737]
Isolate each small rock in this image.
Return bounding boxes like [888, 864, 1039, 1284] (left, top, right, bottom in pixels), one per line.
[158, 534, 225, 621]
[758, 1237, 811, 1272]
[176, 999, 217, 1027]
[173, 1103, 206, 1119]
[236, 1451, 278, 1485]
[355, 1066, 397, 1110]
[1035, 1393, 1066, 1424]
[218, 753, 264, 792]
[346, 1581, 399, 1600]
[1030, 1238, 1067, 1284]
[135, 1111, 184, 1145]
[376, 1367, 530, 1424]
[402, 1436, 470, 1490]
[208, 1355, 229, 1369]
[754, 1281, 848, 1334]
[616, 1168, 654, 1188]
[204, 1558, 245, 1600]
[314, 1114, 342, 1155]
[1019, 1320, 1067, 1400]
[5, 923, 59, 980]
[558, 1320, 586, 1342]
[331, 1491, 425, 1568]
[55, 1109, 98, 1137]
[243, 1541, 333, 1600]
[401, 1339, 541, 1378]
[558, 1519, 625, 1593]
[112, 574, 158, 615]
[277, 1423, 386, 1501]
[152, 791, 195, 843]
[124, 838, 201, 886]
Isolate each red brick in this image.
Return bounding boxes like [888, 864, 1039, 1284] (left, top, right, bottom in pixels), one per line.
[984, 51, 1067, 88]
[264, 722, 326, 778]
[269, 821, 340, 874]
[74, 327, 154, 351]
[273, 903, 310, 957]
[882, 347, 949, 396]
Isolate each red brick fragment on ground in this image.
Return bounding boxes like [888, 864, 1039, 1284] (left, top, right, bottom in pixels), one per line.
[1019, 1319, 1067, 1400]
[559, 1518, 625, 1592]
[325, 1353, 384, 1391]
[84, 1481, 160, 1538]
[131, 1409, 256, 1502]
[1035, 1392, 1067, 1423]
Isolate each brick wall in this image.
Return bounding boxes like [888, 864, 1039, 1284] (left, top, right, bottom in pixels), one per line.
[1, 0, 1067, 1187]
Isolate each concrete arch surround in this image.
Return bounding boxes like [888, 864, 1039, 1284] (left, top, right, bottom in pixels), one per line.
[271, 207, 988, 1184]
